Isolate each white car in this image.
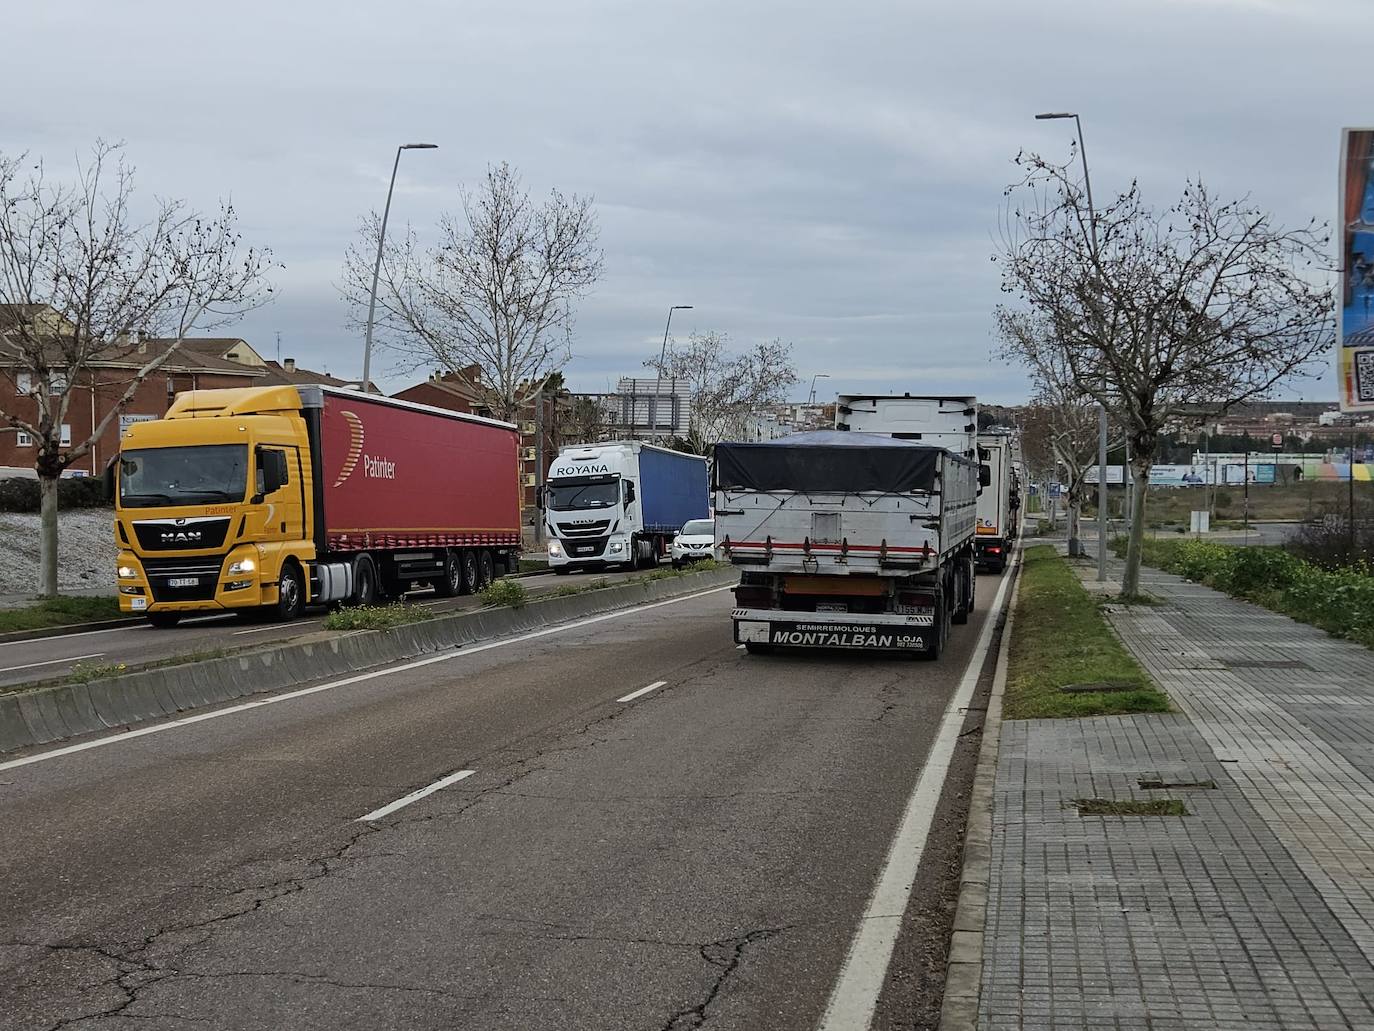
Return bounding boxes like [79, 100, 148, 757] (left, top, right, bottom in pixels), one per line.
[671, 518, 717, 568]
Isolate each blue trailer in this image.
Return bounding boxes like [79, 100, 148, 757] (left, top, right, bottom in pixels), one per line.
[544, 441, 709, 571]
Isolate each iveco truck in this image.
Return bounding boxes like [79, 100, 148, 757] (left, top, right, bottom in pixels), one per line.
[113, 385, 522, 626]
[717, 431, 979, 658]
[544, 441, 708, 572]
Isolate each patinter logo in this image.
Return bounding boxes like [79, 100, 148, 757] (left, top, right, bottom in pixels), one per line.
[333, 412, 399, 484]
[364, 454, 397, 479]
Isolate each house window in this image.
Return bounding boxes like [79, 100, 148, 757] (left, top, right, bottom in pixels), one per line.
[15, 372, 33, 395]
[16, 430, 31, 446]
[13, 372, 66, 395]
[60, 424, 71, 446]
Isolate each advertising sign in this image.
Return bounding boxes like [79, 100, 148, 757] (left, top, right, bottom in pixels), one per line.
[1339, 129, 1374, 412]
[118, 413, 156, 438]
[1083, 465, 1126, 485]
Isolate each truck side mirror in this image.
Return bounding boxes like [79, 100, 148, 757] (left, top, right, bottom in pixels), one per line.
[624, 480, 636, 503]
[258, 448, 289, 494]
[979, 464, 992, 488]
[102, 460, 116, 504]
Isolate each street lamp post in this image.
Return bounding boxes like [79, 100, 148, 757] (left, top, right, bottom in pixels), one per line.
[1036, 112, 1109, 582]
[809, 373, 830, 405]
[651, 305, 692, 437]
[362, 142, 438, 394]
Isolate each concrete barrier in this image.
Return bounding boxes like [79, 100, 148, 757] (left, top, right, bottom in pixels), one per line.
[0, 566, 738, 755]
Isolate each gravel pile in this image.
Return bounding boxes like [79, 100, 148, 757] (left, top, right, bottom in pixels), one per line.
[0, 509, 117, 596]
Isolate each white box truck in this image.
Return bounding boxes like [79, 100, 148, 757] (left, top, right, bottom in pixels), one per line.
[716, 431, 979, 658]
[975, 431, 1020, 573]
[544, 441, 709, 573]
[835, 394, 979, 459]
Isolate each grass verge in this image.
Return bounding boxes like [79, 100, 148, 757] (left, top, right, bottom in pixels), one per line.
[0, 595, 123, 633]
[1005, 545, 1170, 719]
[1118, 537, 1374, 650]
[322, 603, 435, 631]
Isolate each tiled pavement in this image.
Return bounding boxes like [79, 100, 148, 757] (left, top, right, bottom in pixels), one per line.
[977, 554, 1374, 1030]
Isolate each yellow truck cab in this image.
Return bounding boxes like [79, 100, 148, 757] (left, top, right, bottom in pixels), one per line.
[114, 385, 316, 627]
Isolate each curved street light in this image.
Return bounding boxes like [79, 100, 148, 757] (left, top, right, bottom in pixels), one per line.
[651, 305, 692, 436]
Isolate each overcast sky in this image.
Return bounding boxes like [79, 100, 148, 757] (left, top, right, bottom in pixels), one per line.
[3, 0, 1368, 402]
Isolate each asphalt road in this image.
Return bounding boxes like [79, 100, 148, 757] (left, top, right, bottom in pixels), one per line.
[0, 566, 1012, 1030]
[0, 566, 649, 691]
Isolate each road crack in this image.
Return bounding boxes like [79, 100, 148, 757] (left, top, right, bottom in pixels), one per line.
[661, 926, 792, 1030]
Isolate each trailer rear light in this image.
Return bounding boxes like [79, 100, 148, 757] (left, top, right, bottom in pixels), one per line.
[733, 586, 772, 607]
[988, 546, 1002, 554]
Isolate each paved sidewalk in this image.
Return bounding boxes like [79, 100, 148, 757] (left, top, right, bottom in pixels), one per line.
[976, 552, 1374, 1030]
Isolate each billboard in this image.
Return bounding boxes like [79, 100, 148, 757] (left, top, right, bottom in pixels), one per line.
[1339, 129, 1374, 412]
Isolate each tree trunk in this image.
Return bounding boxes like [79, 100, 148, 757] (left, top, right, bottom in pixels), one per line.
[39, 474, 60, 599]
[1068, 501, 1081, 553]
[1121, 458, 1151, 597]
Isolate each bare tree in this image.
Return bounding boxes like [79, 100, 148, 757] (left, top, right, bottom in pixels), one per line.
[1000, 150, 1333, 594]
[644, 330, 798, 454]
[344, 162, 602, 421]
[999, 311, 1110, 552]
[0, 141, 274, 598]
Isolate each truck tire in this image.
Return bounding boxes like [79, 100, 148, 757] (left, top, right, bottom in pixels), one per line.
[433, 550, 463, 598]
[146, 612, 182, 629]
[352, 555, 378, 607]
[925, 596, 949, 660]
[275, 562, 306, 622]
[477, 549, 495, 590]
[952, 563, 971, 625]
[459, 550, 478, 594]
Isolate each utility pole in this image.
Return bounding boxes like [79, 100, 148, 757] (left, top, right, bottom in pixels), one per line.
[533, 381, 546, 546]
[1351, 430, 1358, 563]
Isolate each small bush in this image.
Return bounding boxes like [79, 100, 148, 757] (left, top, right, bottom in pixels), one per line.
[68, 660, 129, 683]
[479, 579, 528, 608]
[587, 578, 611, 591]
[323, 603, 433, 631]
[0, 476, 109, 513]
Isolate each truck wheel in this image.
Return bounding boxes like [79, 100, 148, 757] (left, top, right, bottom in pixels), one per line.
[477, 549, 495, 590]
[459, 550, 478, 594]
[146, 612, 182, 629]
[925, 597, 948, 660]
[433, 550, 463, 598]
[952, 565, 971, 625]
[275, 562, 305, 621]
[352, 555, 378, 606]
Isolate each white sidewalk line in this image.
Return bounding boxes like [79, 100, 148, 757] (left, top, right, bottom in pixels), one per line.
[819, 549, 1020, 1031]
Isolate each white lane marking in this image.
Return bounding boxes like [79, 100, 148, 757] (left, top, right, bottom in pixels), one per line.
[736, 644, 746, 651]
[0, 584, 734, 772]
[818, 552, 1019, 1031]
[231, 622, 321, 636]
[0, 652, 104, 675]
[0, 626, 129, 650]
[617, 680, 667, 703]
[358, 769, 475, 822]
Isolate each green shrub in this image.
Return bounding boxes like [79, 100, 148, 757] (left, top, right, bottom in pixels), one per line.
[479, 579, 528, 608]
[0, 476, 109, 513]
[323, 603, 433, 631]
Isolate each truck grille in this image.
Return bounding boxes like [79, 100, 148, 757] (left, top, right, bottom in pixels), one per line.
[142, 556, 224, 603]
[562, 537, 609, 558]
[557, 519, 612, 539]
[132, 517, 231, 552]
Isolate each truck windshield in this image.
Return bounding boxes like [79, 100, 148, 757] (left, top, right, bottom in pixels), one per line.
[547, 481, 619, 510]
[119, 445, 249, 508]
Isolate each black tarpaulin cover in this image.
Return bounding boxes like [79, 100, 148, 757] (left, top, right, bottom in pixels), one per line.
[714, 431, 940, 493]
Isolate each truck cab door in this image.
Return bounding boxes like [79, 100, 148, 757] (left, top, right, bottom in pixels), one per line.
[250, 447, 302, 541]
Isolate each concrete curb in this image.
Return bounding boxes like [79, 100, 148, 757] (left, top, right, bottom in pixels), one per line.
[0, 615, 138, 645]
[0, 566, 738, 756]
[938, 548, 1024, 1031]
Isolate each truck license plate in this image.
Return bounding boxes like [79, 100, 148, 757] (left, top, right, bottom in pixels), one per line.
[168, 577, 199, 588]
[815, 602, 848, 613]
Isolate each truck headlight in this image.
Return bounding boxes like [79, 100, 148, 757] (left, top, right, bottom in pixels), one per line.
[118, 565, 137, 579]
[548, 540, 563, 557]
[609, 541, 624, 553]
[227, 558, 256, 575]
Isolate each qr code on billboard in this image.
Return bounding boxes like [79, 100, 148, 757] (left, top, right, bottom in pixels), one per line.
[1359, 350, 1374, 403]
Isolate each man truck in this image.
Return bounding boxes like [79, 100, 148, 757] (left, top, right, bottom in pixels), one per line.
[113, 384, 522, 626]
[544, 441, 709, 573]
[716, 430, 979, 658]
[974, 431, 1021, 573]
